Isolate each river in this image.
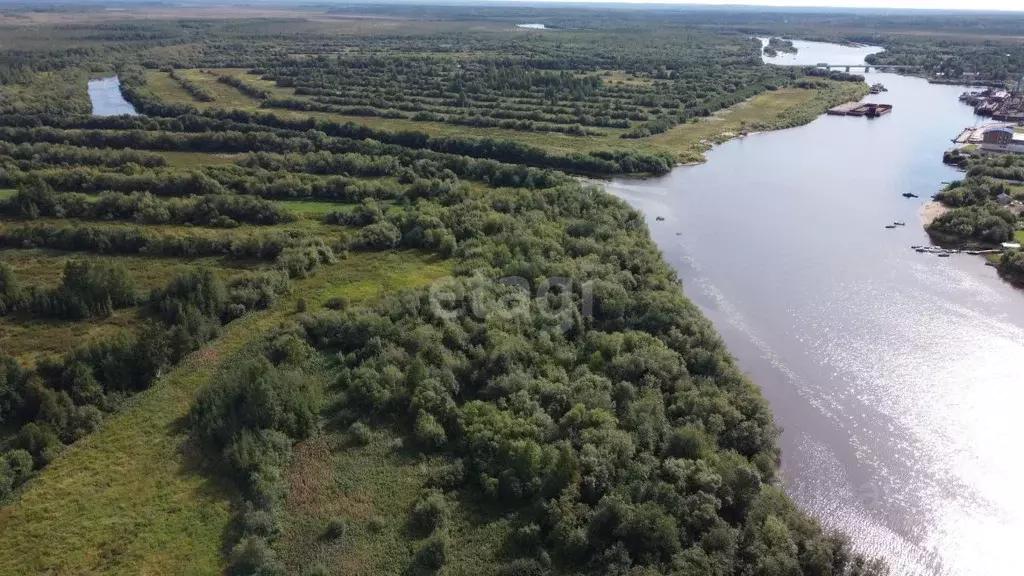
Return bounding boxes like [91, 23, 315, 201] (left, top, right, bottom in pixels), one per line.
[87, 76, 137, 116]
[607, 39, 1024, 576]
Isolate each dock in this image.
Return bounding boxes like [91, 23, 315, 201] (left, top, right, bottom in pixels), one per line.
[827, 102, 893, 117]
[953, 127, 975, 144]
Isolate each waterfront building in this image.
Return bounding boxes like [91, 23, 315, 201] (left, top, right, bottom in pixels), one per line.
[979, 125, 1024, 154]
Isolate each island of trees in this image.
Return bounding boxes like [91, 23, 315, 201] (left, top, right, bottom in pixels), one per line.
[763, 37, 799, 57]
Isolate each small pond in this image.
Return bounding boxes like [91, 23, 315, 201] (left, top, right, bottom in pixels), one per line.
[88, 76, 137, 116]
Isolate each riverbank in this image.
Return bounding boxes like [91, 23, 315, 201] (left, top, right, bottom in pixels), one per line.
[640, 79, 870, 165]
[918, 200, 948, 226]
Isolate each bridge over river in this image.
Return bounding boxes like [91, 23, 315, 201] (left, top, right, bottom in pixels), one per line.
[816, 63, 918, 72]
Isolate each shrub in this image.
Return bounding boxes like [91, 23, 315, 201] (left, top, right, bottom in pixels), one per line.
[276, 243, 336, 279]
[415, 532, 448, 571]
[410, 491, 447, 535]
[325, 516, 349, 540]
[367, 516, 386, 534]
[323, 296, 347, 310]
[349, 421, 373, 446]
[190, 358, 318, 493]
[228, 536, 285, 576]
[296, 298, 308, 313]
[352, 221, 402, 250]
[413, 411, 447, 450]
[240, 503, 280, 541]
[267, 333, 312, 366]
[4, 449, 34, 485]
[14, 422, 62, 467]
[427, 460, 465, 491]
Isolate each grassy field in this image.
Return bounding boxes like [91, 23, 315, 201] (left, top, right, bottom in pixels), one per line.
[273, 198, 355, 217]
[0, 312, 140, 367]
[1016, 230, 1024, 243]
[145, 69, 867, 163]
[0, 249, 238, 290]
[277, 428, 510, 575]
[160, 150, 243, 167]
[0, 250, 451, 576]
[0, 249, 259, 363]
[144, 69, 261, 110]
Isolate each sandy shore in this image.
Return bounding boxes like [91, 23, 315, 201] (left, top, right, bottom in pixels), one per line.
[919, 201, 948, 226]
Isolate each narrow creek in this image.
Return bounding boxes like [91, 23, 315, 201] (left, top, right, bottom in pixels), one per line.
[608, 39, 1024, 576]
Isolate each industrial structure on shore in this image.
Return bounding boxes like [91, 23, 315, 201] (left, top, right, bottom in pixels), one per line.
[952, 123, 1024, 154]
[959, 86, 1024, 122]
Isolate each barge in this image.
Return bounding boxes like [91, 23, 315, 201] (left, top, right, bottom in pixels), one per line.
[827, 102, 893, 117]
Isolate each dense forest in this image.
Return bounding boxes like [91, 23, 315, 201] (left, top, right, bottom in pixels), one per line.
[2, 2, 981, 575]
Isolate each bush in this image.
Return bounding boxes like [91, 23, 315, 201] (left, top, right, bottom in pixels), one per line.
[296, 298, 308, 313]
[323, 296, 347, 310]
[410, 491, 447, 535]
[348, 421, 373, 446]
[228, 536, 285, 576]
[413, 411, 447, 451]
[325, 516, 349, 540]
[267, 333, 312, 366]
[352, 221, 402, 250]
[190, 358, 318, 492]
[427, 460, 465, 491]
[240, 503, 280, 540]
[15, 422, 62, 467]
[367, 516, 386, 534]
[4, 449, 34, 485]
[415, 532, 448, 571]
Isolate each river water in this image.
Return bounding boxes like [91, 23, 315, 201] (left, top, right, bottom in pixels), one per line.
[608, 40, 1024, 576]
[87, 76, 137, 116]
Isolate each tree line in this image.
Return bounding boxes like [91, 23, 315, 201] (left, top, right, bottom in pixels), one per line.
[0, 260, 136, 320]
[0, 223, 335, 277]
[1, 180, 296, 228]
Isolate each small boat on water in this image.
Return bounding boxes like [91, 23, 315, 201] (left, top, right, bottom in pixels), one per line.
[893, 221, 906, 226]
[885, 225, 898, 229]
[655, 216, 665, 221]
[938, 253, 951, 258]
[902, 192, 919, 198]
